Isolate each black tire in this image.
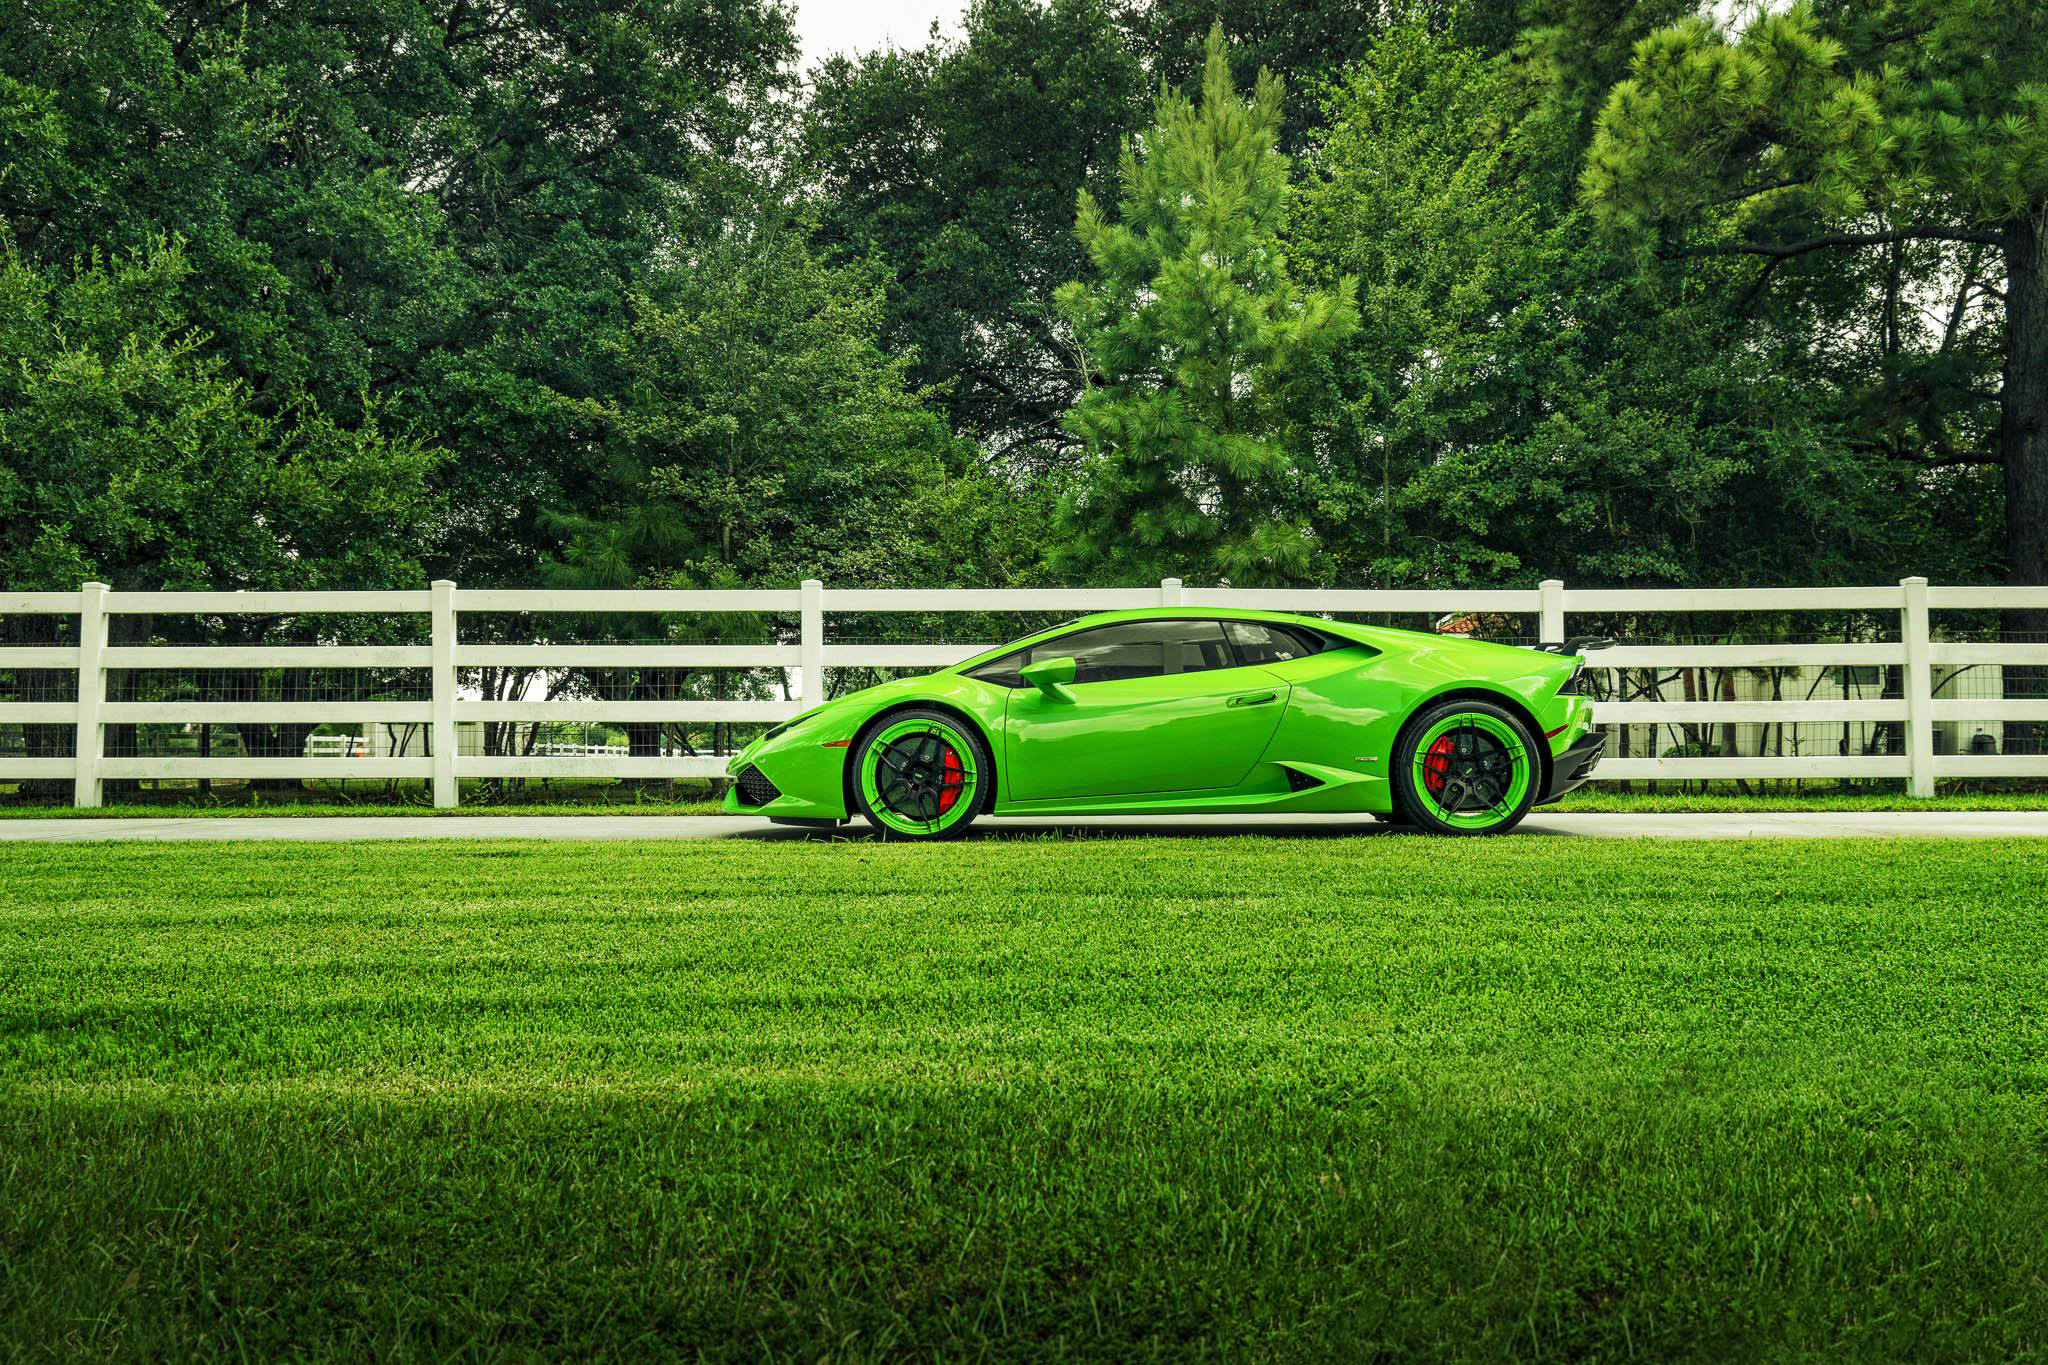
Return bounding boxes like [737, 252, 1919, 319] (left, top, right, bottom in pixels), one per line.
[1389, 698, 1543, 836]
[849, 708, 994, 841]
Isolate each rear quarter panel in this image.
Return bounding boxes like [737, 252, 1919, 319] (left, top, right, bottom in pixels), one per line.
[1260, 632, 1576, 800]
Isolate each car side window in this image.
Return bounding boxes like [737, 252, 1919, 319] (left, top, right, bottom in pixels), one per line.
[1223, 621, 1323, 665]
[1059, 620, 1234, 682]
[966, 619, 1237, 687]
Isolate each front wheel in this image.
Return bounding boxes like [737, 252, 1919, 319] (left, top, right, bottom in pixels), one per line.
[1391, 699, 1541, 836]
[851, 709, 992, 840]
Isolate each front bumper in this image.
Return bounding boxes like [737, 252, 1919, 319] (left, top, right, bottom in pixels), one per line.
[1537, 728, 1605, 805]
[722, 736, 855, 821]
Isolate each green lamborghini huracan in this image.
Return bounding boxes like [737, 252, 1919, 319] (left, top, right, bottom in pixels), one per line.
[724, 608, 1603, 837]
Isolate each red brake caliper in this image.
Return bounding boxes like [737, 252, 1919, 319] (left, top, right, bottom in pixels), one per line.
[1423, 735, 1455, 795]
[936, 744, 964, 814]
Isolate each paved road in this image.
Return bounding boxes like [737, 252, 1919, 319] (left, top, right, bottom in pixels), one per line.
[1, 812, 2045, 842]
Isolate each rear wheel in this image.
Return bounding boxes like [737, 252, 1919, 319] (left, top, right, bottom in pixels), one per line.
[1391, 699, 1540, 836]
[852, 709, 991, 840]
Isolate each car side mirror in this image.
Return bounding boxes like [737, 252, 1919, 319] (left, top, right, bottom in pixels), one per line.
[1018, 655, 1077, 703]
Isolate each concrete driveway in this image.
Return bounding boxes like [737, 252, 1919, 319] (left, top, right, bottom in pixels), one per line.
[1, 812, 2045, 842]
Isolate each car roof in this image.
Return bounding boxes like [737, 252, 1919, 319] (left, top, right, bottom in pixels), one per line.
[1059, 606, 1334, 627]
[941, 606, 1379, 675]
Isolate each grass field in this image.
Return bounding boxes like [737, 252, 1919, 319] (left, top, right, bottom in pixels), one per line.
[4, 836, 2047, 1359]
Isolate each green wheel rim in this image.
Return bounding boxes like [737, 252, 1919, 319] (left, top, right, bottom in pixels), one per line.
[1410, 711, 1531, 830]
[859, 716, 981, 836]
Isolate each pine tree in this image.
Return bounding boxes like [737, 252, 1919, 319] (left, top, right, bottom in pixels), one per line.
[1054, 25, 1356, 585]
[1579, 1, 2048, 606]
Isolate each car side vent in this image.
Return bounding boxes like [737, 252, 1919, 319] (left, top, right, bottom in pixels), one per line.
[1284, 766, 1323, 792]
[734, 765, 782, 807]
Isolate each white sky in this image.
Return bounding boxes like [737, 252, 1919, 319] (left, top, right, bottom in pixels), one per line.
[795, 1, 965, 69]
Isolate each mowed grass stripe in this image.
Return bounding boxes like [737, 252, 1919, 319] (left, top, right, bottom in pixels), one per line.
[2, 837, 2046, 1360]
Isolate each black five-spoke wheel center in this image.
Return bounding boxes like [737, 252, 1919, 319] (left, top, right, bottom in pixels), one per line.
[1425, 729, 1514, 813]
[878, 734, 962, 821]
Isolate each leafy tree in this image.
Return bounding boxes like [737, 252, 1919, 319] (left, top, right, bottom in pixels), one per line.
[0, 237, 443, 790]
[1292, 18, 1993, 589]
[0, 239, 438, 595]
[1118, 0, 1419, 149]
[1054, 26, 1356, 585]
[398, 0, 799, 583]
[1510, 0, 1700, 168]
[1578, 1, 2048, 610]
[548, 219, 993, 591]
[0, 0, 798, 585]
[803, 0, 1147, 460]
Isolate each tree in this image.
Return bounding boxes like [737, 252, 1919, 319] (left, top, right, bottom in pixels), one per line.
[551, 219, 993, 591]
[1054, 26, 1356, 585]
[0, 0, 799, 586]
[803, 0, 1147, 461]
[1120, 0, 1486, 152]
[1579, 1, 2048, 611]
[1290, 17, 1994, 591]
[0, 238, 438, 595]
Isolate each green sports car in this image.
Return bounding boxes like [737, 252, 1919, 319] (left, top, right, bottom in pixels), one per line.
[725, 608, 1603, 837]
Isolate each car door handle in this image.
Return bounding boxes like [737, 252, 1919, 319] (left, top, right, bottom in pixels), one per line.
[1227, 691, 1278, 708]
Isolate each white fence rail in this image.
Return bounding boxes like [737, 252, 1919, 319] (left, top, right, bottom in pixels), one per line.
[1, 577, 2044, 806]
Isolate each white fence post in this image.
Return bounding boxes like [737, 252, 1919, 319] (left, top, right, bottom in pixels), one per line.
[431, 579, 458, 808]
[1539, 579, 1566, 644]
[1900, 575, 1934, 798]
[1160, 577, 1183, 607]
[800, 578, 824, 704]
[73, 581, 108, 809]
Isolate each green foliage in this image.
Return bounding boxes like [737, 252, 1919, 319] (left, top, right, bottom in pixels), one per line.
[803, 0, 1147, 457]
[0, 0, 2032, 604]
[1055, 27, 1357, 585]
[544, 216, 1008, 590]
[1292, 17, 1999, 588]
[0, 240, 438, 592]
[1119, 0, 1414, 149]
[0, 0, 799, 587]
[1581, 3, 2048, 236]
[1578, 1, 2046, 593]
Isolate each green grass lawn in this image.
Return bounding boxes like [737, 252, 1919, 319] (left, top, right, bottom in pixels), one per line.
[3, 836, 2047, 1359]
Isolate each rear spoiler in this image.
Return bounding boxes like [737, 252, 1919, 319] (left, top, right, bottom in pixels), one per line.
[1529, 637, 1614, 655]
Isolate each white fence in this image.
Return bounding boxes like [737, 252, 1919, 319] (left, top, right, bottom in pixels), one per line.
[1, 577, 2044, 807]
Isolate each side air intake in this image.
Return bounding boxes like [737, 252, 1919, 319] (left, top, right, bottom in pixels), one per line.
[734, 765, 782, 807]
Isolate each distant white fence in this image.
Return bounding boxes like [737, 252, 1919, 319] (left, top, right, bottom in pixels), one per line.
[1, 577, 2044, 807]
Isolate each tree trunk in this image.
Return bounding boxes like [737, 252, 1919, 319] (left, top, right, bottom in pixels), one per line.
[2001, 204, 2048, 754]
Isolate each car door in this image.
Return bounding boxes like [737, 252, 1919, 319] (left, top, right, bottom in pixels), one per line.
[992, 619, 1290, 801]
